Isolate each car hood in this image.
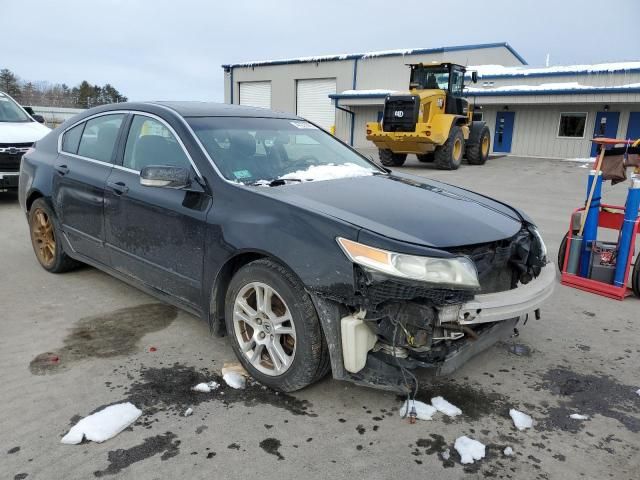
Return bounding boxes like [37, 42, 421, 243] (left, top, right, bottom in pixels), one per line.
[0, 121, 50, 144]
[258, 173, 523, 248]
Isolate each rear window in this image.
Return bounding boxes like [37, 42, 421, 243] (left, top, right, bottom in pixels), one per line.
[76, 114, 124, 163]
[61, 123, 85, 154]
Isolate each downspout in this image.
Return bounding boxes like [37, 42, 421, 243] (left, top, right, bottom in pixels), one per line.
[230, 67, 234, 104]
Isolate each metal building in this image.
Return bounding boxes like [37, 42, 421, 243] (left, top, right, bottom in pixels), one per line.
[222, 43, 640, 159]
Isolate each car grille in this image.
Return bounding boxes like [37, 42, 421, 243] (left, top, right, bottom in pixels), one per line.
[0, 143, 32, 172]
[382, 95, 420, 132]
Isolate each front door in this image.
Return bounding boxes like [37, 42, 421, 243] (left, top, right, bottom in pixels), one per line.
[493, 111, 515, 153]
[590, 111, 620, 156]
[626, 112, 640, 140]
[104, 114, 210, 307]
[53, 113, 125, 263]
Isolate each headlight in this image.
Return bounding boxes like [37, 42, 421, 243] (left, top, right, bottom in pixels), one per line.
[531, 227, 548, 260]
[337, 237, 479, 289]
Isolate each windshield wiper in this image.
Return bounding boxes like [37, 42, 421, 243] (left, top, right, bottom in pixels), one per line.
[251, 178, 306, 187]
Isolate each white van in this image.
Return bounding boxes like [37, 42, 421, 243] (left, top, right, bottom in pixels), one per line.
[0, 91, 50, 191]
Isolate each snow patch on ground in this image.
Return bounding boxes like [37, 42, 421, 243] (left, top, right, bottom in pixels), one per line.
[184, 407, 193, 417]
[431, 396, 462, 417]
[61, 403, 141, 444]
[636, 388, 640, 396]
[223, 372, 246, 389]
[192, 381, 219, 393]
[570, 413, 589, 420]
[454, 436, 486, 464]
[510, 409, 534, 431]
[400, 400, 437, 420]
[280, 163, 375, 182]
[503, 446, 514, 456]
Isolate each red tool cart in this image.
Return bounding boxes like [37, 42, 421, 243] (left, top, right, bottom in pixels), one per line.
[559, 138, 640, 300]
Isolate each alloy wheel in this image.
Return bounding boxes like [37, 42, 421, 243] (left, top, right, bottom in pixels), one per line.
[232, 282, 296, 376]
[30, 207, 56, 267]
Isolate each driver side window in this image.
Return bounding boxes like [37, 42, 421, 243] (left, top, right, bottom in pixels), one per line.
[123, 115, 191, 171]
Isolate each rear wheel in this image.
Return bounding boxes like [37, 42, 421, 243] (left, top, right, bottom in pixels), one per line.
[466, 125, 491, 165]
[434, 126, 464, 170]
[417, 153, 435, 163]
[379, 149, 407, 167]
[28, 198, 79, 273]
[558, 232, 569, 273]
[224, 258, 330, 392]
[632, 254, 640, 297]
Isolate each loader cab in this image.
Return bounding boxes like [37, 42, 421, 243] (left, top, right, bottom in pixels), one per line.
[409, 63, 472, 116]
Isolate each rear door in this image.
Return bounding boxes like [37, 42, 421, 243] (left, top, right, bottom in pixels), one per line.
[104, 113, 210, 307]
[590, 111, 620, 156]
[53, 113, 125, 263]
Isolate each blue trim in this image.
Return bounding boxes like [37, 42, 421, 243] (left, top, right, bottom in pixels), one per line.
[468, 86, 640, 97]
[221, 42, 527, 69]
[229, 67, 234, 104]
[480, 66, 640, 80]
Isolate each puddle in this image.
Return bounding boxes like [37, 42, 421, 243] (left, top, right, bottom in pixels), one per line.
[540, 367, 640, 433]
[508, 343, 531, 356]
[121, 363, 314, 419]
[259, 438, 284, 460]
[93, 432, 180, 477]
[29, 304, 177, 375]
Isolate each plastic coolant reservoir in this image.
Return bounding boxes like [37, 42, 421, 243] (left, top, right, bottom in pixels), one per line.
[341, 312, 378, 373]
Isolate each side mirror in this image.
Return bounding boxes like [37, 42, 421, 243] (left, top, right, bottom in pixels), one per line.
[471, 71, 478, 84]
[140, 165, 191, 189]
[32, 114, 45, 124]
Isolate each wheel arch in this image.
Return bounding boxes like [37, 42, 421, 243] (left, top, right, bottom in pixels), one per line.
[25, 189, 45, 212]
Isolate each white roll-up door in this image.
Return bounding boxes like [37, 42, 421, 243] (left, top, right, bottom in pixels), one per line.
[296, 78, 336, 130]
[239, 82, 271, 109]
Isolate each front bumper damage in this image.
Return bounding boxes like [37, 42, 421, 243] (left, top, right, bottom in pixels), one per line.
[311, 261, 556, 393]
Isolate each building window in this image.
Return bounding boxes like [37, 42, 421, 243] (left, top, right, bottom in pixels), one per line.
[558, 113, 587, 138]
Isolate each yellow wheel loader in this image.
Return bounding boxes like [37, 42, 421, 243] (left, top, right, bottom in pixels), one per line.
[366, 63, 490, 170]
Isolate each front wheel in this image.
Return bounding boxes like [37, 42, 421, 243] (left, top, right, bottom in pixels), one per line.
[379, 149, 407, 167]
[224, 258, 330, 392]
[434, 126, 464, 170]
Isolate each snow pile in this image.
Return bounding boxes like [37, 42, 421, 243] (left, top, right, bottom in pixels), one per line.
[192, 381, 219, 393]
[223, 372, 246, 389]
[503, 446, 514, 456]
[454, 436, 486, 464]
[431, 396, 462, 417]
[338, 89, 397, 97]
[467, 81, 640, 95]
[636, 388, 640, 396]
[61, 403, 141, 445]
[510, 409, 534, 431]
[570, 413, 589, 420]
[184, 407, 193, 417]
[399, 400, 437, 421]
[280, 163, 375, 182]
[441, 449, 451, 460]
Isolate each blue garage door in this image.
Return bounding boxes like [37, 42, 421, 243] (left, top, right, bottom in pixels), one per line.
[626, 112, 640, 140]
[590, 111, 620, 156]
[494, 111, 515, 153]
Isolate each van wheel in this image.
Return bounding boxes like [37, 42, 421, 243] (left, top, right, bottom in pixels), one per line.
[379, 149, 407, 167]
[28, 198, 79, 273]
[434, 126, 464, 170]
[466, 125, 491, 165]
[224, 258, 330, 392]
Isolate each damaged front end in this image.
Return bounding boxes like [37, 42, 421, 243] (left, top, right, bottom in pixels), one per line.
[321, 224, 555, 392]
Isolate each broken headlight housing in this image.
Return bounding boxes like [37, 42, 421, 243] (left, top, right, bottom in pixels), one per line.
[337, 237, 480, 290]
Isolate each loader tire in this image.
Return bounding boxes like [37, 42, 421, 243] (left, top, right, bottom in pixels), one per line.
[379, 149, 407, 167]
[466, 125, 491, 165]
[417, 153, 435, 163]
[434, 126, 464, 170]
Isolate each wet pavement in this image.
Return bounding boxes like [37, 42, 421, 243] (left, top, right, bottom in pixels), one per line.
[2, 156, 639, 480]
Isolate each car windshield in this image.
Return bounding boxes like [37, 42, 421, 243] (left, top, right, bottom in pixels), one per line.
[0, 92, 31, 123]
[187, 116, 383, 184]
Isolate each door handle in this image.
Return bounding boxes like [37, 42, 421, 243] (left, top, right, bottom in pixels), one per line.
[107, 180, 129, 195]
[55, 164, 70, 176]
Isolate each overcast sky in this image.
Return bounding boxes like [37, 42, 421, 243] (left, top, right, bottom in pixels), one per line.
[3, 0, 638, 102]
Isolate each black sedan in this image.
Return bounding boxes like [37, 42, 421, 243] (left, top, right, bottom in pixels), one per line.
[19, 102, 555, 392]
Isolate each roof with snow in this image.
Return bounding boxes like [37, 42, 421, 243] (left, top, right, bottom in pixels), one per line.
[222, 42, 527, 69]
[472, 62, 640, 79]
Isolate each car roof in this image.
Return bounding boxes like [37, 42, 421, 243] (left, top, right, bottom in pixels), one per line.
[145, 101, 299, 119]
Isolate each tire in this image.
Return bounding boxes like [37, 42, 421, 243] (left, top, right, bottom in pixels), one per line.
[434, 126, 464, 170]
[379, 149, 407, 167]
[632, 253, 640, 298]
[417, 153, 435, 163]
[466, 124, 491, 165]
[558, 232, 569, 273]
[224, 258, 330, 392]
[28, 198, 79, 273]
